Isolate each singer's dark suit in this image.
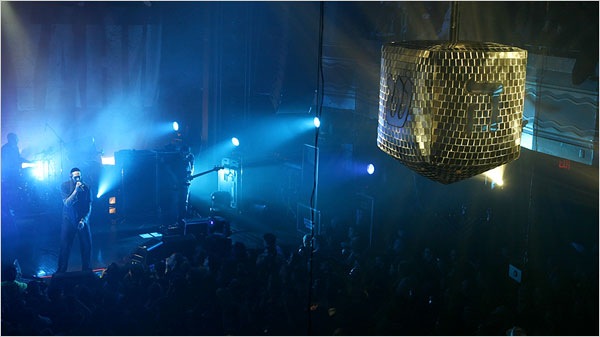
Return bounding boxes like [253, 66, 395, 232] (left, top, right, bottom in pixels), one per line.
[57, 178, 93, 273]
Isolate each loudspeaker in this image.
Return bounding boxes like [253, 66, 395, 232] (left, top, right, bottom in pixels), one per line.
[184, 219, 209, 238]
[131, 238, 164, 266]
[132, 235, 197, 267]
[115, 150, 159, 220]
[115, 150, 189, 224]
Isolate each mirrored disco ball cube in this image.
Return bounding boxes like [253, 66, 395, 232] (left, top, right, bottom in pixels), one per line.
[377, 41, 527, 184]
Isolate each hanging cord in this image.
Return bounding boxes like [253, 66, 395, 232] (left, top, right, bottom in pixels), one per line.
[523, 46, 547, 275]
[307, 2, 324, 335]
[524, 158, 534, 268]
[449, 1, 460, 43]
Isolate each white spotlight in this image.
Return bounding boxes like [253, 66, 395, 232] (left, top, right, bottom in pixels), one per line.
[231, 137, 240, 147]
[313, 117, 321, 128]
[23, 161, 48, 181]
[483, 165, 505, 189]
[367, 163, 375, 175]
[172, 121, 179, 131]
[101, 156, 115, 165]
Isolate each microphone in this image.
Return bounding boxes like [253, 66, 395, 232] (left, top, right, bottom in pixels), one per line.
[75, 177, 85, 189]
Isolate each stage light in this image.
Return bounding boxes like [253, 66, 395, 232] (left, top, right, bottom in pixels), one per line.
[172, 121, 179, 132]
[101, 156, 115, 165]
[24, 161, 49, 181]
[313, 117, 321, 128]
[96, 185, 106, 199]
[483, 165, 505, 189]
[367, 164, 375, 175]
[96, 177, 116, 198]
[231, 137, 240, 147]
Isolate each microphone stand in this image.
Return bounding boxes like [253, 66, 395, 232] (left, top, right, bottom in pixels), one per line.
[45, 122, 66, 179]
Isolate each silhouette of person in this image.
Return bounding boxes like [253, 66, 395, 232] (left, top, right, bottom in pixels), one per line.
[1, 133, 30, 215]
[179, 144, 194, 219]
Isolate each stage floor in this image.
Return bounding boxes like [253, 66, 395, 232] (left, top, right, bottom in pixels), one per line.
[1, 203, 304, 280]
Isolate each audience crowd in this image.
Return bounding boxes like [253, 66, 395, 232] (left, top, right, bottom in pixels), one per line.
[2, 214, 597, 335]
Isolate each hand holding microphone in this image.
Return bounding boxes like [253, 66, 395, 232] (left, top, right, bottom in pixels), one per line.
[74, 175, 85, 191]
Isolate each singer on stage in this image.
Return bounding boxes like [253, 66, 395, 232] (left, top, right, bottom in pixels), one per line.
[57, 167, 93, 274]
